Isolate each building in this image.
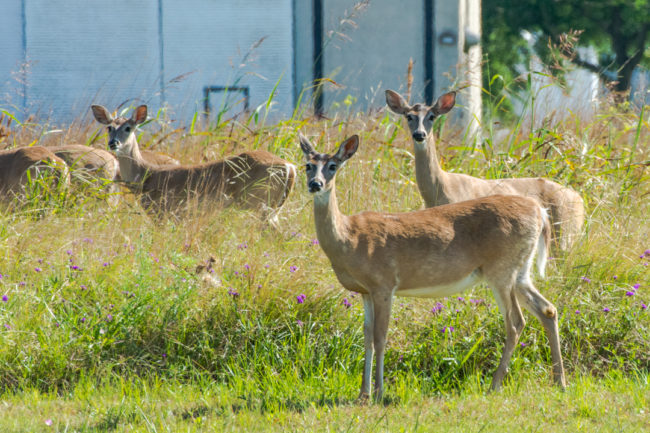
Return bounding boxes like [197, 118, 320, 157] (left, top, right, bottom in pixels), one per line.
[0, 0, 481, 126]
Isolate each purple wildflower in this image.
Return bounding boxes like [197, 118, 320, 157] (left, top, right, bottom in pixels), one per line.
[311, 238, 319, 246]
[442, 326, 455, 334]
[243, 263, 251, 271]
[431, 302, 444, 314]
[457, 297, 465, 302]
[602, 307, 610, 313]
[80, 317, 86, 323]
[83, 237, 93, 243]
[162, 353, 167, 358]
[264, 264, 270, 269]
[19, 282, 25, 287]
[626, 291, 635, 297]
[66, 250, 72, 255]
[642, 303, 647, 310]
[54, 322, 60, 327]
[44, 419, 53, 426]
[613, 275, 618, 280]
[296, 319, 304, 326]
[575, 309, 581, 315]
[343, 298, 352, 308]
[0, 273, 2, 279]
[520, 342, 527, 347]
[237, 242, 248, 250]
[102, 262, 110, 267]
[633, 284, 640, 290]
[296, 294, 306, 304]
[644, 249, 650, 256]
[80, 285, 87, 290]
[34, 267, 42, 272]
[227, 288, 240, 298]
[2, 295, 7, 302]
[581, 276, 591, 283]
[4, 324, 10, 330]
[70, 265, 81, 271]
[106, 314, 113, 322]
[289, 265, 298, 273]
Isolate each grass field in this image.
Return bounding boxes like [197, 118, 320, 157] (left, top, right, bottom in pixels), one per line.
[0, 91, 648, 431]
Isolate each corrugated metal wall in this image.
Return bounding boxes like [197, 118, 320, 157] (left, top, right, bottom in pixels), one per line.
[0, 0, 293, 124]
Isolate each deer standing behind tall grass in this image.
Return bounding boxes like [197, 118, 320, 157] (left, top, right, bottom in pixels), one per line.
[92, 105, 296, 218]
[385, 89, 584, 250]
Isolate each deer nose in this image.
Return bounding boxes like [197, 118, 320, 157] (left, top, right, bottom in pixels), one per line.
[308, 180, 323, 193]
[412, 131, 426, 142]
[108, 139, 118, 150]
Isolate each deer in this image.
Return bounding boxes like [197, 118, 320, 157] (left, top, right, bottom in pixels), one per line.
[91, 104, 296, 216]
[49, 145, 121, 204]
[385, 89, 585, 250]
[298, 132, 566, 402]
[0, 146, 69, 201]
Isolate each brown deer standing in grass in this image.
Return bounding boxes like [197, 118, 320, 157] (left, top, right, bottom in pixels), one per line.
[385, 89, 584, 250]
[50, 145, 176, 205]
[0, 146, 69, 201]
[299, 133, 565, 401]
[91, 104, 296, 217]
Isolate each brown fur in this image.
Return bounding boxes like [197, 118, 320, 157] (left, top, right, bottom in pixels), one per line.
[0, 146, 69, 199]
[385, 89, 585, 250]
[300, 133, 566, 401]
[92, 104, 296, 214]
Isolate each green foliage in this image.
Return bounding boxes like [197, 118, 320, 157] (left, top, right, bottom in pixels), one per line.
[482, 0, 650, 92]
[0, 90, 649, 429]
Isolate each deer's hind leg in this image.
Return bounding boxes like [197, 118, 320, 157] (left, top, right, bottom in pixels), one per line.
[489, 282, 526, 391]
[514, 276, 566, 388]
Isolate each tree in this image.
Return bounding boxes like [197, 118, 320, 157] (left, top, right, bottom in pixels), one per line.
[482, 0, 650, 94]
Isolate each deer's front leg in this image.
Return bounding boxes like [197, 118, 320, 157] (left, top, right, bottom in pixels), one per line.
[358, 293, 374, 402]
[371, 290, 395, 402]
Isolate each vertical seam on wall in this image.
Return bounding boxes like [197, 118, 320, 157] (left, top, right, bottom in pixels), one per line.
[157, 0, 165, 106]
[312, 0, 323, 115]
[291, 0, 297, 108]
[21, 0, 27, 112]
[425, 0, 435, 105]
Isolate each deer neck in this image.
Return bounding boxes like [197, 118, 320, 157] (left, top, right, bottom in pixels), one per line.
[117, 136, 149, 183]
[414, 135, 451, 206]
[312, 183, 351, 255]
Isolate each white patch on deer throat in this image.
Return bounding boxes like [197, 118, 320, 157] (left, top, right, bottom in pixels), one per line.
[396, 270, 481, 298]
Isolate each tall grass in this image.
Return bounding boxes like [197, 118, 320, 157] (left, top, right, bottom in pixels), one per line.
[0, 77, 648, 427]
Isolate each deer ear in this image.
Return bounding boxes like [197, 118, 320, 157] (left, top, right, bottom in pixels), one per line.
[131, 105, 148, 124]
[385, 90, 410, 115]
[433, 91, 456, 115]
[91, 105, 113, 124]
[298, 133, 315, 159]
[335, 135, 359, 162]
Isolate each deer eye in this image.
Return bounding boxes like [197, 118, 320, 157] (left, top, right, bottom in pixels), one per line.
[107, 126, 113, 132]
[305, 163, 313, 172]
[406, 114, 416, 122]
[328, 163, 337, 172]
[124, 126, 131, 133]
[428, 113, 435, 121]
